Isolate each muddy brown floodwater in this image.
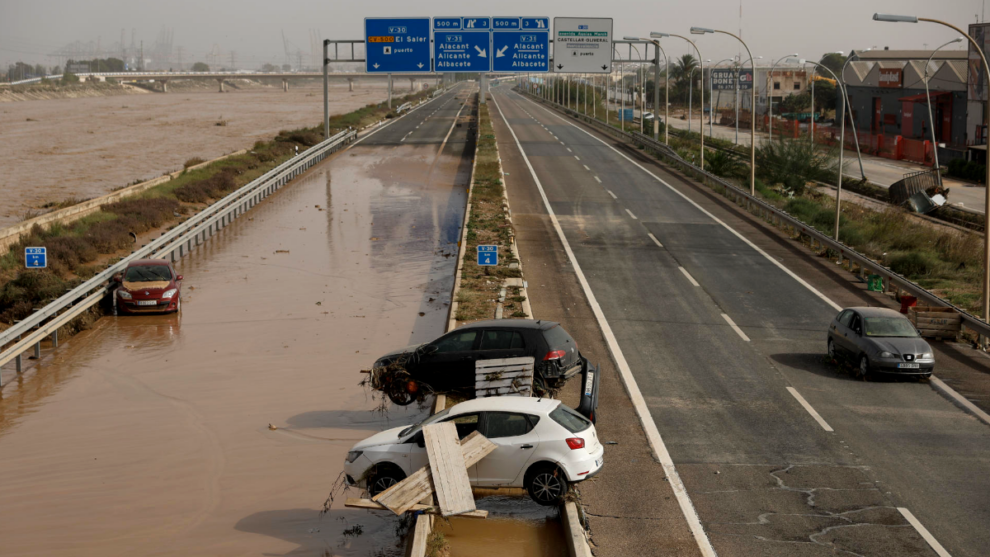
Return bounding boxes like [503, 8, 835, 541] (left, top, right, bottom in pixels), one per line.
[0, 124, 466, 555]
[437, 495, 567, 557]
[0, 82, 388, 228]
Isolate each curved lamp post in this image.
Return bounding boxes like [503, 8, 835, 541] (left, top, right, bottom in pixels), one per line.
[768, 53, 799, 143]
[652, 32, 705, 169]
[875, 12, 990, 322]
[924, 37, 964, 185]
[841, 49, 870, 180]
[692, 26, 756, 194]
[629, 43, 645, 134]
[627, 36, 668, 143]
[710, 58, 735, 139]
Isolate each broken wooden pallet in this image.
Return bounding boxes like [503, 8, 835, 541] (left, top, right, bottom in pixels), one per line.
[423, 422, 475, 516]
[344, 498, 489, 519]
[475, 357, 534, 397]
[372, 430, 496, 516]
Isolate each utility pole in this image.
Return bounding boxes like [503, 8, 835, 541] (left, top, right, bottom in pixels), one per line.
[140, 41, 144, 72]
[323, 39, 329, 139]
[178, 47, 183, 71]
[230, 51, 235, 70]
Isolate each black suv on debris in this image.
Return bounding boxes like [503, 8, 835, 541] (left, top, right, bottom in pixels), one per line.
[372, 319, 586, 404]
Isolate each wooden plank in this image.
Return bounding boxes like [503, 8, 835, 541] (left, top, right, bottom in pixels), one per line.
[477, 387, 532, 396]
[476, 377, 534, 388]
[423, 422, 476, 517]
[475, 369, 535, 379]
[915, 318, 961, 327]
[915, 321, 960, 331]
[344, 498, 488, 518]
[372, 431, 496, 515]
[409, 514, 433, 557]
[474, 356, 535, 368]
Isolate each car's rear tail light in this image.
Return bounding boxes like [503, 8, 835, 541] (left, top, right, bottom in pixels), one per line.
[544, 350, 566, 361]
[565, 437, 585, 450]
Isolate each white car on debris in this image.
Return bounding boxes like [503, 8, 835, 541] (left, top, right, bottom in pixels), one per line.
[344, 397, 604, 505]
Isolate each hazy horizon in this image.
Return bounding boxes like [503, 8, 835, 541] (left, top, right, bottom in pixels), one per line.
[1, 0, 985, 71]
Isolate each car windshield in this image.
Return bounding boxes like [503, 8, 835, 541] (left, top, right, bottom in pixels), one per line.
[398, 408, 450, 438]
[124, 265, 171, 282]
[549, 403, 591, 433]
[864, 317, 919, 338]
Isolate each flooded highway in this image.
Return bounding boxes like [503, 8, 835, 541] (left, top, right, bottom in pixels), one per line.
[0, 87, 472, 556]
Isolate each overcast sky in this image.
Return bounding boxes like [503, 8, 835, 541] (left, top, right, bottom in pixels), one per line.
[1, 0, 986, 69]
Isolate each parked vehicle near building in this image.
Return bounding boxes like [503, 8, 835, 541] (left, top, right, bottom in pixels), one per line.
[111, 259, 183, 314]
[371, 319, 586, 405]
[827, 307, 934, 379]
[343, 397, 604, 505]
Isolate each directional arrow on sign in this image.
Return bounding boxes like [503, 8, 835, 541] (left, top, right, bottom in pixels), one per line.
[601, 65, 607, 70]
[496, 46, 508, 58]
[475, 45, 487, 58]
[557, 64, 563, 70]
[417, 63, 424, 68]
[373, 63, 380, 69]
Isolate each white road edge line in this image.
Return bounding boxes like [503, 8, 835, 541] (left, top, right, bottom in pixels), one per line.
[678, 267, 700, 287]
[567, 147, 573, 152]
[930, 376, 990, 426]
[625, 208, 638, 220]
[594, 176, 602, 183]
[786, 386, 834, 432]
[721, 313, 750, 342]
[525, 97, 843, 313]
[648, 233, 664, 248]
[607, 189, 617, 199]
[347, 86, 457, 150]
[490, 91, 718, 557]
[583, 165, 590, 171]
[897, 508, 952, 557]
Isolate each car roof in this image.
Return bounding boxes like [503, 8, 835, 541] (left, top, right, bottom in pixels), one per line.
[844, 307, 906, 318]
[457, 319, 557, 331]
[127, 259, 171, 267]
[449, 396, 562, 415]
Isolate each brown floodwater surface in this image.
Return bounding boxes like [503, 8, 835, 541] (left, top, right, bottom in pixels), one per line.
[0, 126, 466, 555]
[437, 495, 568, 557]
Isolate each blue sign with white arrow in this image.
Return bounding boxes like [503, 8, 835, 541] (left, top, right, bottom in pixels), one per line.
[25, 246, 47, 269]
[492, 17, 550, 72]
[477, 245, 498, 266]
[365, 18, 431, 73]
[434, 21, 492, 72]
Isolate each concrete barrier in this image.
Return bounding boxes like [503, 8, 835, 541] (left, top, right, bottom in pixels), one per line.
[0, 150, 247, 255]
[562, 501, 593, 557]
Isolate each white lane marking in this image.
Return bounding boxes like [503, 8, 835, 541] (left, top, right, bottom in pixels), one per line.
[786, 387, 834, 432]
[567, 147, 573, 152]
[648, 233, 664, 248]
[583, 164, 590, 170]
[898, 508, 952, 557]
[678, 267, 700, 287]
[607, 189, 617, 199]
[560, 141, 565, 146]
[489, 91, 718, 557]
[574, 156, 581, 161]
[625, 208, 638, 220]
[721, 313, 751, 342]
[930, 377, 990, 426]
[594, 176, 602, 183]
[524, 96, 843, 312]
[346, 88, 452, 150]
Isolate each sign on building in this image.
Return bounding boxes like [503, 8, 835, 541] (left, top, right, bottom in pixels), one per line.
[552, 18, 613, 73]
[879, 68, 903, 88]
[364, 18, 431, 73]
[738, 69, 754, 90]
[492, 17, 550, 72]
[711, 69, 736, 90]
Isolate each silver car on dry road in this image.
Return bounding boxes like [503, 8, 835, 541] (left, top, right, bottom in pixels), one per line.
[827, 307, 934, 379]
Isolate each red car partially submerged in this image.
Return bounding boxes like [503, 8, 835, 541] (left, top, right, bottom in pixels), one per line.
[113, 259, 183, 314]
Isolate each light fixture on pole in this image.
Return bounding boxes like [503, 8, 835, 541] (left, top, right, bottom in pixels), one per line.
[841, 49, 869, 179]
[692, 26, 756, 194]
[652, 31, 705, 168]
[874, 12, 990, 323]
[923, 37, 964, 186]
[767, 53, 798, 143]
[629, 36, 667, 143]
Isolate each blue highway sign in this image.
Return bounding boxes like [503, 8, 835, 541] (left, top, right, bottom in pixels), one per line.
[25, 247, 47, 269]
[434, 18, 492, 72]
[493, 16, 550, 72]
[433, 17, 461, 30]
[365, 18, 431, 73]
[477, 245, 498, 266]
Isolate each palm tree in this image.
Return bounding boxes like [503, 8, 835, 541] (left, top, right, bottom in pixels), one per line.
[669, 54, 698, 84]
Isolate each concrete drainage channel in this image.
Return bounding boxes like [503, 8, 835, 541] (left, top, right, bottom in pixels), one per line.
[404, 92, 591, 557]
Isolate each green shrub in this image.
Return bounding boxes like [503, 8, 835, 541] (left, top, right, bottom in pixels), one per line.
[756, 138, 837, 188]
[888, 251, 941, 277]
[704, 149, 743, 178]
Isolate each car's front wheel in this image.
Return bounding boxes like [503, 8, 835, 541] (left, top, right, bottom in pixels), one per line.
[525, 463, 566, 506]
[857, 355, 871, 381]
[386, 379, 417, 406]
[827, 338, 837, 361]
[367, 464, 406, 497]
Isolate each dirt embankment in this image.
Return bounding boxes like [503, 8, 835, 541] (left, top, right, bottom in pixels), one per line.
[0, 82, 388, 228]
[0, 81, 150, 102]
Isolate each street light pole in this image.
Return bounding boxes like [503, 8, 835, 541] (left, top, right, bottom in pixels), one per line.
[629, 43, 645, 134]
[768, 53, 798, 144]
[801, 59, 849, 241]
[652, 32, 705, 168]
[711, 58, 734, 139]
[692, 26, 756, 194]
[874, 13, 990, 322]
[924, 37, 964, 186]
[689, 66, 699, 133]
[841, 50, 869, 180]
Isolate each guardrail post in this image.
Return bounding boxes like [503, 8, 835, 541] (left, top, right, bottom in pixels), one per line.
[15, 335, 22, 373]
[52, 329, 58, 348]
[34, 341, 40, 360]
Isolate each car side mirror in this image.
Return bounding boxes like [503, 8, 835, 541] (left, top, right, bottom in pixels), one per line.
[423, 345, 439, 356]
[854, 327, 862, 336]
[176, 275, 183, 281]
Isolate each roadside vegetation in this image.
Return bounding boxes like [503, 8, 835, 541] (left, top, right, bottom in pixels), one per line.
[0, 87, 435, 330]
[453, 95, 525, 323]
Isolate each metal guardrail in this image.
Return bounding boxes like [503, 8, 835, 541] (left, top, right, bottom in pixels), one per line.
[516, 88, 990, 341]
[0, 128, 356, 385]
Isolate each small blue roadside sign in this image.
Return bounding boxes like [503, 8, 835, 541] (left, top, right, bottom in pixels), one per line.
[365, 18, 431, 73]
[434, 17, 492, 72]
[25, 247, 47, 269]
[477, 245, 498, 266]
[492, 17, 550, 73]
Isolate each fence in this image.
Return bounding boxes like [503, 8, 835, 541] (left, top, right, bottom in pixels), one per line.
[516, 87, 990, 343]
[0, 128, 356, 386]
